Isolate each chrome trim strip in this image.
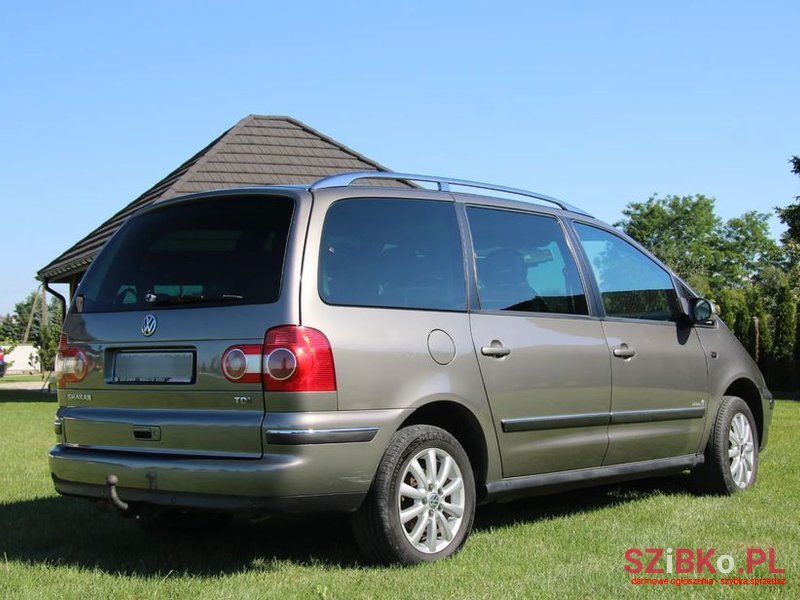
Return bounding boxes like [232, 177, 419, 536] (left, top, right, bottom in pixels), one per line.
[309, 171, 592, 216]
[610, 406, 705, 424]
[501, 412, 609, 432]
[265, 426, 379, 445]
[502, 406, 706, 432]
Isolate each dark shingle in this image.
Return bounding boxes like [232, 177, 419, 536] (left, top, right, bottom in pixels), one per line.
[38, 115, 404, 283]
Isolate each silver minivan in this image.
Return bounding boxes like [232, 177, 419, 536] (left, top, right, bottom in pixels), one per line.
[51, 172, 773, 564]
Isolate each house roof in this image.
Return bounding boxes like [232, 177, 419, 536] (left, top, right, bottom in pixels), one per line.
[38, 115, 401, 283]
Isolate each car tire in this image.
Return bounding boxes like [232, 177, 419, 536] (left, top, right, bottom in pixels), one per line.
[351, 424, 476, 565]
[692, 396, 759, 495]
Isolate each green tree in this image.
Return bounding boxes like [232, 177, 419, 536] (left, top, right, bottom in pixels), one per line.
[615, 195, 780, 298]
[773, 156, 800, 389]
[0, 290, 63, 372]
[716, 211, 781, 285]
[0, 292, 38, 341]
[776, 156, 800, 267]
[615, 194, 719, 284]
[34, 304, 63, 372]
[769, 279, 797, 390]
[792, 303, 800, 389]
[746, 287, 772, 367]
[616, 196, 785, 361]
[716, 287, 750, 342]
[755, 265, 790, 317]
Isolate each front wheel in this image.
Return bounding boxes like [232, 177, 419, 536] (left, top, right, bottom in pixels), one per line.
[351, 425, 476, 564]
[692, 396, 759, 494]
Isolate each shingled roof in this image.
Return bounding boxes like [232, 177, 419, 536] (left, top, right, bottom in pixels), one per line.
[38, 115, 400, 284]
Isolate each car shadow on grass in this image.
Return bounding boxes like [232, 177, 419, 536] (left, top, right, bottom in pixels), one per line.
[473, 474, 691, 531]
[1, 495, 363, 574]
[1, 475, 691, 576]
[0, 388, 57, 403]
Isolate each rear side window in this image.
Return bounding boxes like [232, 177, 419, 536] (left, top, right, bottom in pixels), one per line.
[319, 198, 466, 311]
[467, 207, 588, 315]
[574, 223, 680, 321]
[77, 195, 294, 312]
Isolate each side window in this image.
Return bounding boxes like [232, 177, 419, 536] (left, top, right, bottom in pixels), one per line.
[679, 282, 696, 300]
[467, 207, 588, 315]
[319, 198, 466, 311]
[573, 223, 680, 321]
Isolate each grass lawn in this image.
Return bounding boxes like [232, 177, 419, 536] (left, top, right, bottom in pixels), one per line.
[1, 392, 797, 599]
[0, 373, 50, 384]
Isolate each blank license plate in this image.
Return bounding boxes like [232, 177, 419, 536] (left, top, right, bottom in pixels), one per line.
[112, 352, 194, 384]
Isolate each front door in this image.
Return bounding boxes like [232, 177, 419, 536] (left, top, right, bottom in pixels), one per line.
[573, 223, 708, 464]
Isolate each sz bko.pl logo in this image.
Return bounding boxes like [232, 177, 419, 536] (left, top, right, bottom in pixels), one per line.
[625, 547, 783, 575]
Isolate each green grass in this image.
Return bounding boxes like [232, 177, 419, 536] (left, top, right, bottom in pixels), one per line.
[1, 396, 797, 599]
[0, 373, 50, 384]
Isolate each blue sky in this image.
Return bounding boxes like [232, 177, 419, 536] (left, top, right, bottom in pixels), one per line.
[1, 1, 798, 315]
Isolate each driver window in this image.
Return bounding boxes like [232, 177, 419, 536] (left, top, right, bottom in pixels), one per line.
[574, 223, 681, 321]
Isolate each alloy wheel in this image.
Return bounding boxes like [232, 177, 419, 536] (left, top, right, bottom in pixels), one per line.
[728, 412, 755, 488]
[397, 447, 466, 553]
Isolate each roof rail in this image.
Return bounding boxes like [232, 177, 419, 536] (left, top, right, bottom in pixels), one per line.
[309, 171, 592, 216]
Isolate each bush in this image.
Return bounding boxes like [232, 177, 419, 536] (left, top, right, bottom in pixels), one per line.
[765, 281, 797, 390]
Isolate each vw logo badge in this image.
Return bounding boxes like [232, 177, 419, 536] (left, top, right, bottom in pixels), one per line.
[141, 314, 158, 337]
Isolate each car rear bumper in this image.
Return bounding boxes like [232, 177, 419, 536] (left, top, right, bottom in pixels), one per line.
[49, 408, 409, 513]
[52, 474, 365, 513]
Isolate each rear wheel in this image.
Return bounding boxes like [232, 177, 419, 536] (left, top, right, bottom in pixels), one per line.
[692, 396, 759, 494]
[352, 425, 475, 564]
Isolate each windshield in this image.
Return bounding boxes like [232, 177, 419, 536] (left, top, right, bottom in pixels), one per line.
[76, 195, 294, 313]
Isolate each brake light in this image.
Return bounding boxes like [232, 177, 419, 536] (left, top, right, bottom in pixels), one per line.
[221, 326, 336, 392]
[263, 326, 336, 392]
[55, 335, 88, 388]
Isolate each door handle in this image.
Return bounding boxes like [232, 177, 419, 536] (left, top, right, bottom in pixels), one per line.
[612, 344, 636, 359]
[481, 342, 511, 358]
[133, 426, 161, 441]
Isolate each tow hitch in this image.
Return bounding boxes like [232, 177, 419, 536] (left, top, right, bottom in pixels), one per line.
[105, 474, 130, 514]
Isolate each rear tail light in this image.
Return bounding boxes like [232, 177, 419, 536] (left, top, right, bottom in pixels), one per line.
[221, 326, 336, 392]
[55, 334, 88, 388]
[265, 348, 297, 381]
[263, 326, 336, 392]
[221, 345, 262, 383]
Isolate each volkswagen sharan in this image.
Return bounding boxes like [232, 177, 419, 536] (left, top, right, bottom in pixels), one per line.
[51, 172, 772, 564]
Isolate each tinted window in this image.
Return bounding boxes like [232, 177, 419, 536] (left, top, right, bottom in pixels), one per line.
[77, 195, 293, 312]
[574, 223, 680, 321]
[467, 207, 588, 315]
[319, 198, 466, 311]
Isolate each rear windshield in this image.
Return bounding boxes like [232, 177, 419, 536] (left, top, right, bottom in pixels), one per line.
[76, 195, 294, 312]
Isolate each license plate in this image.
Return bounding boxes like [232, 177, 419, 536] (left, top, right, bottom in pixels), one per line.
[112, 351, 194, 384]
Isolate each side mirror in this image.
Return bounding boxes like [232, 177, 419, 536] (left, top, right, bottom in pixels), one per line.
[689, 298, 716, 323]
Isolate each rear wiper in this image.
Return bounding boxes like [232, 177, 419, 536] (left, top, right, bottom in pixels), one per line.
[145, 293, 244, 306]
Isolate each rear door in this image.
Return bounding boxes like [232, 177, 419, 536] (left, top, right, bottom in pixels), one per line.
[572, 222, 708, 464]
[57, 192, 304, 459]
[465, 205, 612, 477]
